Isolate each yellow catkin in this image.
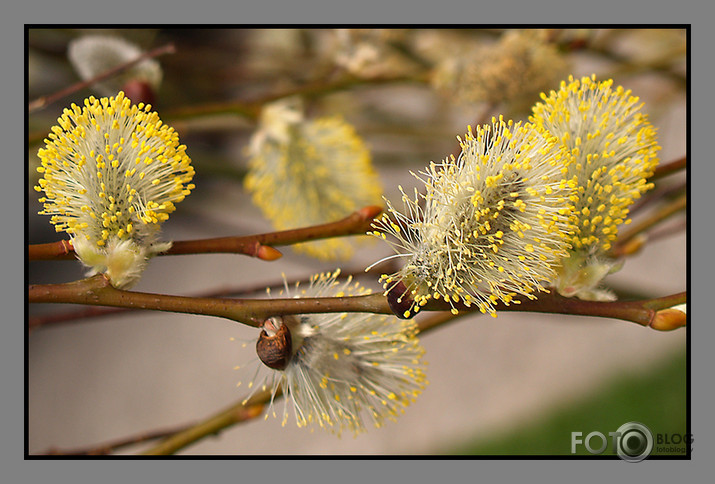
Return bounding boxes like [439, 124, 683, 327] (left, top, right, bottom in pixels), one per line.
[531, 75, 660, 300]
[369, 116, 573, 316]
[35, 92, 194, 288]
[245, 100, 382, 260]
[237, 270, 427, 436]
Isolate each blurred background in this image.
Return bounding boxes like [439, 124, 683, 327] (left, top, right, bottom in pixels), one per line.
[27, 28, 687, 455]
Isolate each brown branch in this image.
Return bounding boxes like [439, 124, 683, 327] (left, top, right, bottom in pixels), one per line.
[39, 423, 193, 456]
[610, 194, 687, 258]
[28, 274, 394, 328]
[414, 289, 686, 330]
[416, 311, 465, 333]
[28, 259, 399, 332]
[29, 271, 686, 331]
[36, 390, 270, 456]
[416, 290, 686, 333]
[165, 205, 382, 256]
[646, 218, 687, 243]
[126, 290, 687, 455]
[123, 314, 461, 455]
[28, 43, 176, 113]
[505, 290, 686, 329]
[613, 156, 686, 217]
[28, 239, 75, 260]
[28, 205, 383, 262]
[141, 390, 272, 455]
[651, 155, 687, 182]
[629, 179, 686, 216]
[161, 72, 429, 121]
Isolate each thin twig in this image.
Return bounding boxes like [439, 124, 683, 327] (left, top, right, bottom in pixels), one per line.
[29, 305, 131, 332]
[161, 72, 430, 121]
[586, 38, 687, 86]
[28, 206, 383, 262]
[28, 43, 176, 113]
[629, 179, 686, 216]
[137, 314, 460, 456]
[40, 423, 193, 455]
[610, 194, 687, 258]
[416, 311, 465, 333]
[165, 205, 382, 257]
[651, 155, 687, 182]
[141, 390, 271, 455]
[646, 218, 687, 243]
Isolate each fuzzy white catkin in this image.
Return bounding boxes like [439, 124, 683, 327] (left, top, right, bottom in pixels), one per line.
[369, 116, 574, 317]
[35, 92, 194, 288]
[237, 270, 427, 436]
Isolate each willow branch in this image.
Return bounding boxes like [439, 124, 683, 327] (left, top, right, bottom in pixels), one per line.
[28, 43, 176, 113]
[627, 156, 686, 216]
[165, 205, 382, 257]
[28, 283, 252, 332]
[29, 271, 686, 331]
[629, 179, 686, 216]
[37, 389, 270, 456]
[28, 259, 399, 332]
[39, 423, 193, 455]
[651, 156, 687, 182]
[28, 205, 383, 262]
[610, 194, 687, 258]
[162, 72, 429, 121]
[28, 274, 394, 328]
[28, 239, 75, 261]
[414, 289, 687, 330]
[141, 389, 272, 455]
[60, 313, 445, 456]
[416, 311, 466, 333]
[645, 218, 687, 244]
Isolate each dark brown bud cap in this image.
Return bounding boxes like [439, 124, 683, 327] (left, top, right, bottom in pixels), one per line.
[386, 281, 416, 319]
[256, 317, 293, 370]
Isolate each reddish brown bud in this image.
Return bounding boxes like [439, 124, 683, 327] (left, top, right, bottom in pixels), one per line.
[121, 79, 156, 106]
[386, 281, 415, 319]
[358, 205, 383, 222]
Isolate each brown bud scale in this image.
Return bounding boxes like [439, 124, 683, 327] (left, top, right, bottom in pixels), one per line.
[256, 320, 292, 370]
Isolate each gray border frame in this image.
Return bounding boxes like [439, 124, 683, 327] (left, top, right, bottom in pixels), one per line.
[9, 2, 706, 483]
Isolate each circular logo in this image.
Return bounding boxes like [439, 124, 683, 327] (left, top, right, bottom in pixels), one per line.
[615, 422, 653, 462]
